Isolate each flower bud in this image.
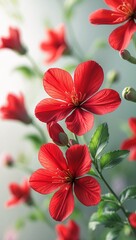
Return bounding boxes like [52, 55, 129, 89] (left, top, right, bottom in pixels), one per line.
[120, 50, 136, 64]
[47, 122, 69, 146]
[106, 70, 119, 84]
[122, 87, 136, 103]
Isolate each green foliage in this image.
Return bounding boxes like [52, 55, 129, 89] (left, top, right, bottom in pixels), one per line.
[89, 211, 123, 230]
[15, 218, 25, 229]
[24, 133, 43, 149]
[100, 150, 129, 170]
[98, 193, 120, 213]
[89, 123, 109, 159]
[14, 65, 36, 79]
[64, 0, 85, 19]
[28, 210, 45, 221]
[119, 186, 136, 203]
[105, 228, 122, 240]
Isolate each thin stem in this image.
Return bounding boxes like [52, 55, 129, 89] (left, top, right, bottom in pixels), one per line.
[31, 200, 53, 228]
[25, 53, 43, 78]
[32, 120, 46, 144]
[74, 134, 79, 144]
[95, 167, 136, 238]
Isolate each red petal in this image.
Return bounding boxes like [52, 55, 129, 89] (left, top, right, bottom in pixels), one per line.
[66, 108, 94, 135]
[5, 197, 20, 207]
[89, 9, 126, 24]
[74, 176, 101, 206]
[129, 118, 136, 134]
[129, 149, 136, 161]
[35, 98, 73, 123]
[74, 61, 104, 100]
[104, 0, 126, 9]
[121, 137, 136, 150]
[83, 89, 121, 114]
[43, 68, 74, 100]
[109, 20, 136, 50]
[49, 184, 74, 221]
[66, 145, 91, 177]
[56, 220, 80, 240]
[43, 45, 66, 64]
[38, 143, 67, 170]
[29, 169, 62, 194]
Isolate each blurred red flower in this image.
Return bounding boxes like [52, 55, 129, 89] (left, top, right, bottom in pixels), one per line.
[40, 24, 69, 64]
[0, 153, 14, 167]
[6, 179, 32, 207]
[121, 117, 136, 160]
[0, 93, 32, 124]
[47, 121, 69, 146]
[89, 0, 136, 50]
[29, 143, 101, 221]
[35, 60, 121, 135]
[56, 220, 80, 240]
[0, 27, 26, 54]
[129, 212, 136, 228]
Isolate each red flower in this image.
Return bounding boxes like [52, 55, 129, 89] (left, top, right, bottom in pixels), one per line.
[0, 93, 32, 124]
[35, 60, 121, 135]
[89, 0, 136, 50]
[29, 143, 101, 221]
[0, 27, 26, 54]
[129, 212, 136, 228]
[40, 24, 69, 64]
[56, 220, 80, 240]
[6, 179, 31, 207]
[121, 117, 136, 160]
[47, 122, 69, 146]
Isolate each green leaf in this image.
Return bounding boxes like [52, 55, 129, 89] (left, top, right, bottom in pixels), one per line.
[24, 133, 43, 149]
[89, 168, 100, 178]
[89, 212, 122, 230]
[15, 218, 25, 229]
[28, 210, 45, 221]
[120, 185, 136, 203]
[106, 227, 122, 240]
[98, 193, 120, 213]
[14, 65, 36, 78]
[89, 123, 109, 159]
[100, 150, 129, 170]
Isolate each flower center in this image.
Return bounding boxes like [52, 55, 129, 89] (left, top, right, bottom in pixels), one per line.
[117, 2, 134, 18]
[52, 168, 74, 184]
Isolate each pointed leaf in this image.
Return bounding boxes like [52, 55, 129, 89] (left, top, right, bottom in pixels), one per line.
[89, 123, 109, 159]
[120, 185, 136, 203]
[24, 133, 44, 149]
[14, 65, 36, 79]
[106, 227, 122, 240]
[100, 150, 129, 170]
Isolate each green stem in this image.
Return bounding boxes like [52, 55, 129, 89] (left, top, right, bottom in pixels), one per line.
[25, 53, 43, 78]
[31, 200, 53, 228]
[74, 134, 79, 144]
[32, 120, 46, 144]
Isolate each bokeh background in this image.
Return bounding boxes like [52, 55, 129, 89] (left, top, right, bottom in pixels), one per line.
[0, 0, 135, 239]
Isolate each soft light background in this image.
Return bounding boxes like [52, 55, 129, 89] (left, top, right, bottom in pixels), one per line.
[0, 0, 135, 239]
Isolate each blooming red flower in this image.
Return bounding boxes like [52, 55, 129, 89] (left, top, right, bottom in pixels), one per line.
[121, 117, 136, 160]
[89, 0, 136, 50]
[0, 27, 26, 54]
[40, 24, 69, 64]
[35, 60, 121, 135]
[56, 220, 80, 240]
[47, 121, 69, 146]
[29, 143, 101, 221]
[0, 93, 32, 124]
[6, 179, 31, 207]
[129, 212, 136, 228]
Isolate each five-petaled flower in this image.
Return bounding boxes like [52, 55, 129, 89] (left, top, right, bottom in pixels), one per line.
[89, 0, 136, 50]
[35, 60, 121, 135]
[56, 219, 80, 240]
[29, 143, 101, 221]
[0, 93, 32, 124]
[6, 179, 32, 207]
[40, 24, 69, 64]
[129, 212, 136, 228]
[0, 27, 27, 54]
[121, 117, 136, 160]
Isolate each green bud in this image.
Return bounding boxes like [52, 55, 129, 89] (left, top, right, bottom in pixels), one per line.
[107, 70, 119, 84]
[122, 87, 136, 103]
